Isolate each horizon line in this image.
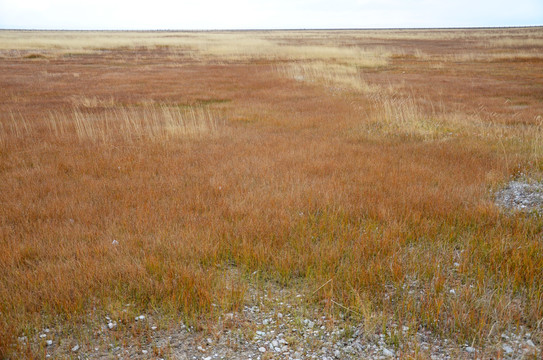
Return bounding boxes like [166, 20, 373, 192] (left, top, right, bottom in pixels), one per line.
[1, 25, 542, 32]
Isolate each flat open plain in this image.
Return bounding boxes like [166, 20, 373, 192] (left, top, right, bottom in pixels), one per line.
[1, 28, 542, 358]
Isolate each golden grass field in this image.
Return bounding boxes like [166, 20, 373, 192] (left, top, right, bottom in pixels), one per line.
[1, 28, 543, 358]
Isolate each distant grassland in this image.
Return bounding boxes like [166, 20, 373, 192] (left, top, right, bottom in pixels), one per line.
[1, 28, 542, 358]
[1, 28, 542, 61]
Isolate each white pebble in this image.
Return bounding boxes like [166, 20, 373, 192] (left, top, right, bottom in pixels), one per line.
[108, 322, 116, 330]
[272, 340, 279, 347]
[382, 348, 394, 357]
[465, 346, 475, 353]
[112, 239, 119, 245]
[142, 350, 148, 354]
[503, 344, 513, 354]
[72, 345, 80, 352]
[46, 340, 53, 346]
[258, 347, 267, 353]
[39, 334, 46, 338]
[151, 326, 157, 330]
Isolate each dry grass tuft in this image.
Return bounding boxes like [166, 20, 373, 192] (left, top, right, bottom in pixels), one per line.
[281, 62, 381, 93]
[365, 95, 446, 139]
[2, 105, 222, 145]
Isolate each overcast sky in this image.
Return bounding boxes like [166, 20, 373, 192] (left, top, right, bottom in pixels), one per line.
[0, 0, 541, 30]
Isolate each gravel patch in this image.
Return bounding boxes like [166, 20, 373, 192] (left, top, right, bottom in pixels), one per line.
[12, 270, 540, 359]
[495, 179, 543, 212]
[26, 277, 540, 359]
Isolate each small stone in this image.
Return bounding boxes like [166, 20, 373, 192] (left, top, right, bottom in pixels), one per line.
[334, 349, 341, 358]
[256, 331, 266, 337]
[383, 348, 394, 357]
[112, 239, 119, 245]
[197, 346, 205, 352]
[263, 319, 269, 325]
[402, 326, 409, 331]
[151, 326, 157, 330]
[503, 344, 513, 354]
[259, 347, 267, 353]
[272, 340, 279, 347]
[72, 345, 80, 352]
[108, 322, 116, 330]
[46, 340, 53, 346]
[449, 289, 456, 294]
[142, 350, 148, 354]
[277, 312, 283, 319]
[39, 334, 46, 338]
[203, 357, 212, 360]
[465, 346, 475, 353]
[526, 340, 535, 347]
[206, 338, 213, 344]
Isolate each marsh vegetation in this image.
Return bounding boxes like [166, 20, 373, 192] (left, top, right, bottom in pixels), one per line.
[1, 28, 542, 358]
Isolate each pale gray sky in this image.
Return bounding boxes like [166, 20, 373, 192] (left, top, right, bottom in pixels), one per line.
[0, 0, 541, 30]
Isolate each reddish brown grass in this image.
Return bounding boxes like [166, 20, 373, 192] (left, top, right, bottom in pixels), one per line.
[1, 28, 542, 357]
